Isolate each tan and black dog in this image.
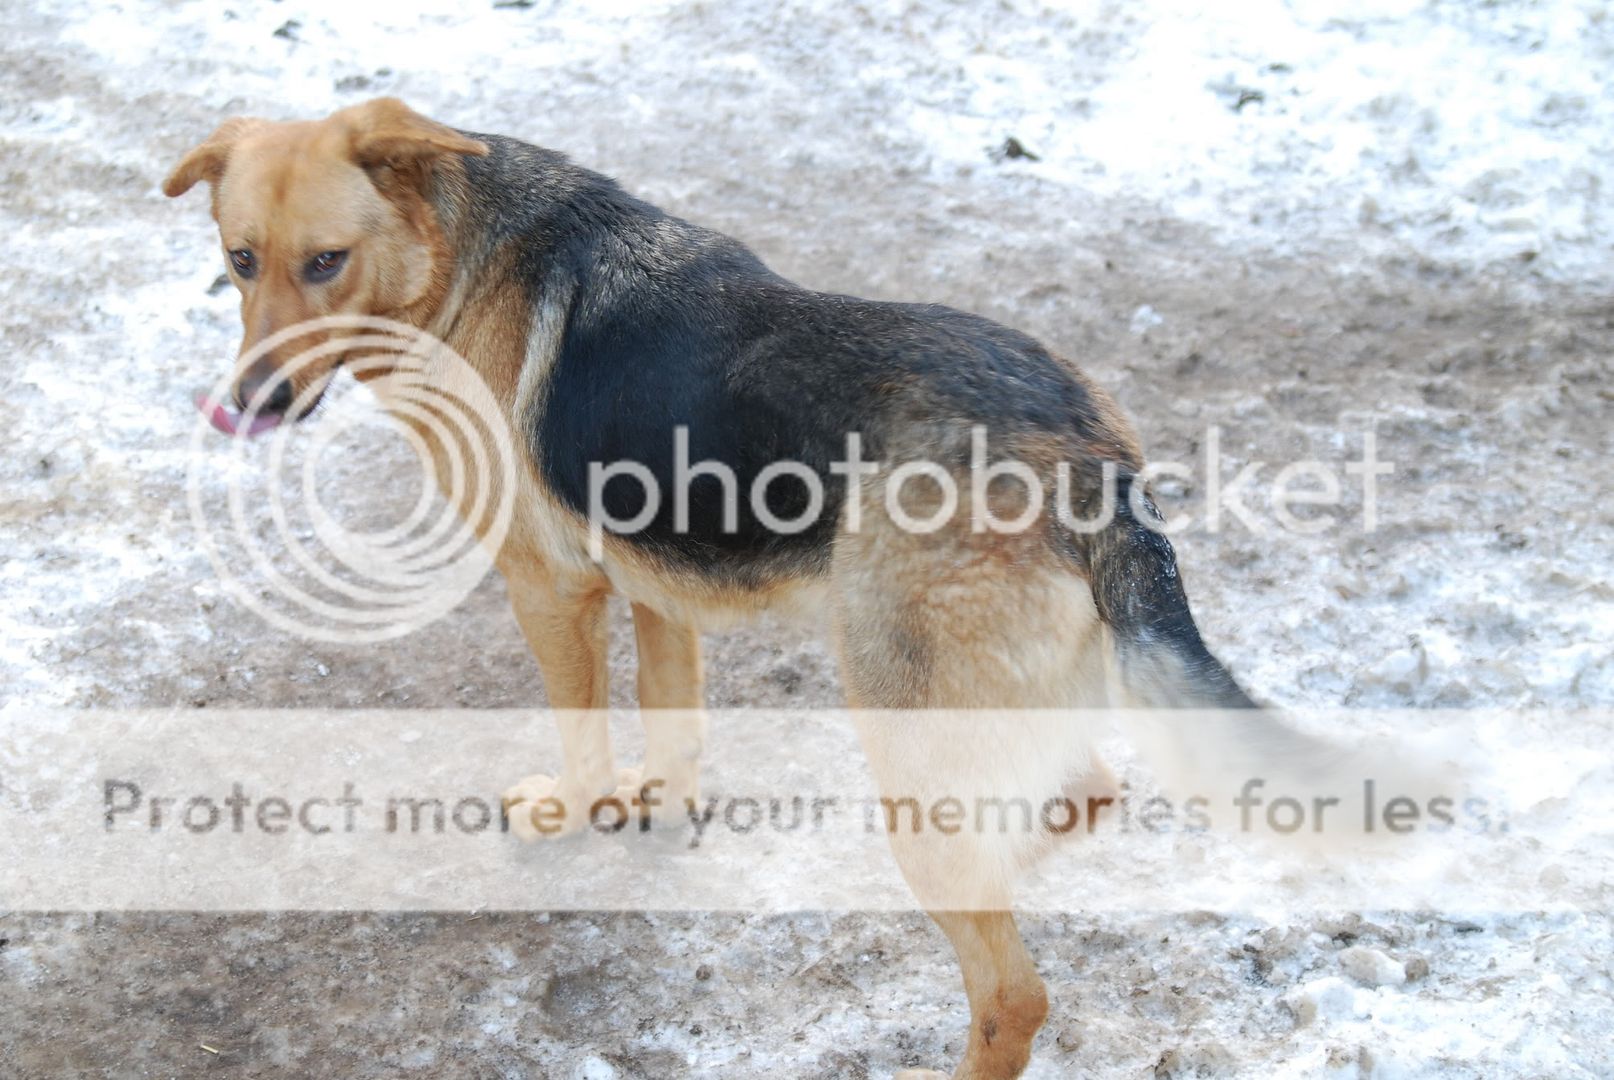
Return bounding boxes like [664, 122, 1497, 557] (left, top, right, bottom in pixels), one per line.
[167, 98, 1358, 1079]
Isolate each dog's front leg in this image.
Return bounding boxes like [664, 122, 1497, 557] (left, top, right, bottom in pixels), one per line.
[501, 568, 637, 840]
[631, 602, 706, 824]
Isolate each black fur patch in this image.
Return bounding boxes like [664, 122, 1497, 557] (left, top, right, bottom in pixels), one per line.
[1085, 479, 1255, 708]
[450, 136, 1114, 587]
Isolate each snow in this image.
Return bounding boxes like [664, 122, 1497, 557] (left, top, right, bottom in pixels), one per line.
[1337, 945, 1407, 987]
[26, 0, 1614, 291]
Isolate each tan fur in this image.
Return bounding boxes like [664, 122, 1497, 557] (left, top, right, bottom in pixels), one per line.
[164, 99, 487, 409]
[168, 100, 1135, 1079]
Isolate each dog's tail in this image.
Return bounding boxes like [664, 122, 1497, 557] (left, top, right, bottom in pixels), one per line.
[1082, 477, 1257, 712]
[1076, 476, 1439, 841]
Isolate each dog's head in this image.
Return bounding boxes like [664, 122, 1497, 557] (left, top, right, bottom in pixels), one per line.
[165, 98, 488, 435]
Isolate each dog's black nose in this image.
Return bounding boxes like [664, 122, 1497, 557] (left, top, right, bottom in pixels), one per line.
[235, 370, 295, 415]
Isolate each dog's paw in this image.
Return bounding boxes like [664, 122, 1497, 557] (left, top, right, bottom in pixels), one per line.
[502, 768, 644, 841]
[632, 770, 701, 829]
[894, 1070, 951, 1079]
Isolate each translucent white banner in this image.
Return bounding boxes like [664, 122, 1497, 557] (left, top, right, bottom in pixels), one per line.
[0, 707, 1605, 913]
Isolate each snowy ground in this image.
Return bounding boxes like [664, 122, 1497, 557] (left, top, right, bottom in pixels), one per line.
[2, 0, 1612, 1077]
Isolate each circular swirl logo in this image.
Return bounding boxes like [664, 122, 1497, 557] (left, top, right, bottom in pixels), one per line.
[186, 316, 518, 644]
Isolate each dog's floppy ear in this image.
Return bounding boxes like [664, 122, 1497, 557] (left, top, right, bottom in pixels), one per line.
[163, 117, 265, 198]
[346, 98, 489, 170]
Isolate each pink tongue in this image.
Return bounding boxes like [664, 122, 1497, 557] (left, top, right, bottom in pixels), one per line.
[195, 392, 284, 437]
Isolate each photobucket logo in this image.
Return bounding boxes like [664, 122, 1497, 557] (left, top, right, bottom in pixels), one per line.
[186, 316, 517, 643]
[586, 424, 1394, 556]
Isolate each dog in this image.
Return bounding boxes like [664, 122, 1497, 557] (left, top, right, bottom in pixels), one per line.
[166, 98, 1373, 1079]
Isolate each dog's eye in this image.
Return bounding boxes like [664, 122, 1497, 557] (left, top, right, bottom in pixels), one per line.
[228, 249, 255, 278]
[306, 250, 348, 282]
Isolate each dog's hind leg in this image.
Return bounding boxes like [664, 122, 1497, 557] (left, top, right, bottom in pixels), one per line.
[631, 602, 707, 823]
[835, 506, 1107, 1078]
[853, 707, 1065, 1080]
[899, 911, 1048, 1080]
[501, 566, 639, 839]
